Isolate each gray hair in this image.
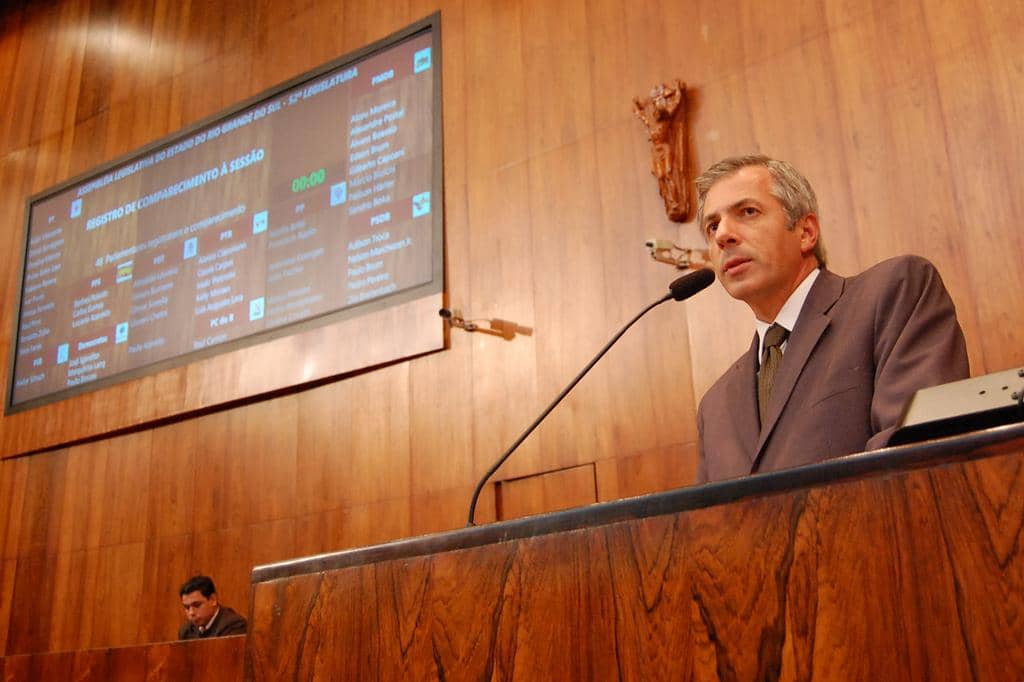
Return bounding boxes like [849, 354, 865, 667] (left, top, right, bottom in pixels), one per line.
[695, 154, 827, 266]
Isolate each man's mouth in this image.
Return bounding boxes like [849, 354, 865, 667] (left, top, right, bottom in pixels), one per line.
[723, 256, 751, 274]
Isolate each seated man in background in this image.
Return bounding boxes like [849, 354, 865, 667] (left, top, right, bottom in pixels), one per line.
[178, 575, 247, 639]
[694, 154, 969, 483]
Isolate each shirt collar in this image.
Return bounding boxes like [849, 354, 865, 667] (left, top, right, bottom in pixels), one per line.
[755, 268, 820, 363]
[198, 606, 221, 634]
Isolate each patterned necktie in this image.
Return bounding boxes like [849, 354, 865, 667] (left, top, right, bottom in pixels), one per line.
[758, 323, 789, 426]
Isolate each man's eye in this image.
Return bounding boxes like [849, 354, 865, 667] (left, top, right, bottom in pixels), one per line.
[742, 206, 758, 216]
[705, 222, 718, 234]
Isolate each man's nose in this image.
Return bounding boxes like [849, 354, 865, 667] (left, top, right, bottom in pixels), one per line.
[714, 217, 740, 247]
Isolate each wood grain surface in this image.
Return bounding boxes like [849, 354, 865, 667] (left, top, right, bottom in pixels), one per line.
[0, 0, 1021, 660]
[0, 635, 243, 682]
[249, 449, 1024, 680]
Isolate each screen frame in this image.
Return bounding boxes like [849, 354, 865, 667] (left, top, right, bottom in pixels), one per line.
[6, 12, 444, 414]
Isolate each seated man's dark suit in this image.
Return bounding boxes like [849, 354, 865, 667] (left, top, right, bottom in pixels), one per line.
[178, 605, 248, 639]
[696, 255, 969, 483]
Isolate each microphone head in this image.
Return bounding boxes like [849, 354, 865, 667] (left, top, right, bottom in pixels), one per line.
[668, 268, 715, 301]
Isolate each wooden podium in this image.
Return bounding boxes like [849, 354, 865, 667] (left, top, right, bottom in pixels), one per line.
[248, 424, 1024, 680]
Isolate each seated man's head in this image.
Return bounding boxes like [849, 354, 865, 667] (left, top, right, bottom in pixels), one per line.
[179, 575, 220, 629]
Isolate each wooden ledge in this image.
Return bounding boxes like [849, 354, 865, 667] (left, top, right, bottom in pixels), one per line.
[252, 421, 1024, 583]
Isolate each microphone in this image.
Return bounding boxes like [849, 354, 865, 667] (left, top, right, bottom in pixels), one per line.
[466, 267, 715, 525]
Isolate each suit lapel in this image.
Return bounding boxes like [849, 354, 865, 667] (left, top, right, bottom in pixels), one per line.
[727, 334, 761, 464]
[751, 270, 845, 469]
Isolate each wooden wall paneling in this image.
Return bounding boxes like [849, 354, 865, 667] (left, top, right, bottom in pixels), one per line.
[14, 451, 67, 560]
[47, 548, 92, 652]
[407, 253, 474, 502]
[0, 4, 49, 154]
[825, 1, 983, 366]
[335, 496, 413, 551]
[238, 396, 298, 526]
[294, 381, 350, 522]
[343, 366, 411, 509]
[788, 480, 919, 678]
[457, 1, 541, 484]
[0, 559, 15, 657]
[64, 105, 112, 181]
[527, 137, 620, 475]
[146, 419, 197, 540]
[54, 443, 106, 555]
[518, 2, 615, 475]
[0, 638, 243, 682]
[497, 463, 596, 521]
[494, 529, 620, 679]
[180, 0, 257, 76]
[73, 2, 118, 131]
[98, 431, 153, 547]
[166, 48, 255, 143]
[740, 36, 856, 268]
[408, 486, 495, 535]
[926, 18, 1024, 374]
[293, 507, 349, 559]
[683, 490, 804, 680]
[337, 0, 421, 50]
[187, 409, 241, 534]
[30, 2, 86, 152]
[0, 460, 28, 561]
[87, 541, 146, 649]
[138, 534, 194, 644]
[927, 458, 1024, 677]
[100, 2, 165, 111]
[247, 573, 326, 680]
[6, 554, 57, 655]
[518, 0, 610, 476]
[584, 104, 701, 460]
[0, 6, 27, 155]
[9, 651, 75, 682]
[464, 165, 540, 478]
[190, 526, 251, 626]
[594, 441, 698, 502]
[71, 646, 148, 681]
[601, 513, 694, 678]
[437, 1, 466, 191]
[248, 518, 297, 572]
[584, 0, 691, 131]
[248, 6, 332, 94]
[406, 3, 471, 519]
[291, 498, 415, 557]
[144, 635, 246, 682]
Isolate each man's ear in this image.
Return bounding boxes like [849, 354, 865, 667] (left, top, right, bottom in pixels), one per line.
[798, 214, 820, 256]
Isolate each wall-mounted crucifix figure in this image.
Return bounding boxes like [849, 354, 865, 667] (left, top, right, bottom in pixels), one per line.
[633, 80, 689, 222]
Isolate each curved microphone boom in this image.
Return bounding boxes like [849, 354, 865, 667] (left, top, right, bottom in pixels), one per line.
[466, 267, 715, 526]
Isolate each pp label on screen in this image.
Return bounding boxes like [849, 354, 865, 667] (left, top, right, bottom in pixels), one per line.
[414, 48, 432, 73]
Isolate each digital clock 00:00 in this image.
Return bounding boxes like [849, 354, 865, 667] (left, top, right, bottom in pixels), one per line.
[291, 168, 326, 193]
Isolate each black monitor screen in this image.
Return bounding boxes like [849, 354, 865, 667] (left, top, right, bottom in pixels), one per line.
[9, 16, 442, 411]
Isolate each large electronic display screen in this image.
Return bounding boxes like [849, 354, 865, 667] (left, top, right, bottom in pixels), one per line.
[8, 16, 442, 412]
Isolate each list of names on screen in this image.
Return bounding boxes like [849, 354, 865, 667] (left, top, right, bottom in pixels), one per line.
[11, 28, 438, 409]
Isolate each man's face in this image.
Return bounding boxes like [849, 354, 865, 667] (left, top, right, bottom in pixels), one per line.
[701, 165, 818, 321]
[181, 590, 219, 629]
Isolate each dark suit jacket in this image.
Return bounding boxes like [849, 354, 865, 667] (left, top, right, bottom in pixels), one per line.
[696, 255, 969, 483]
[178, 605, 248, 640]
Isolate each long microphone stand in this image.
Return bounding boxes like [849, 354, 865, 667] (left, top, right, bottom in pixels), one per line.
[466, 268, 715, 526]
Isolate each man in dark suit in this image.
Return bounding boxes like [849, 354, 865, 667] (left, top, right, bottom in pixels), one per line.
[178, 575, 247, 640]
[694, 155, 968, 483]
